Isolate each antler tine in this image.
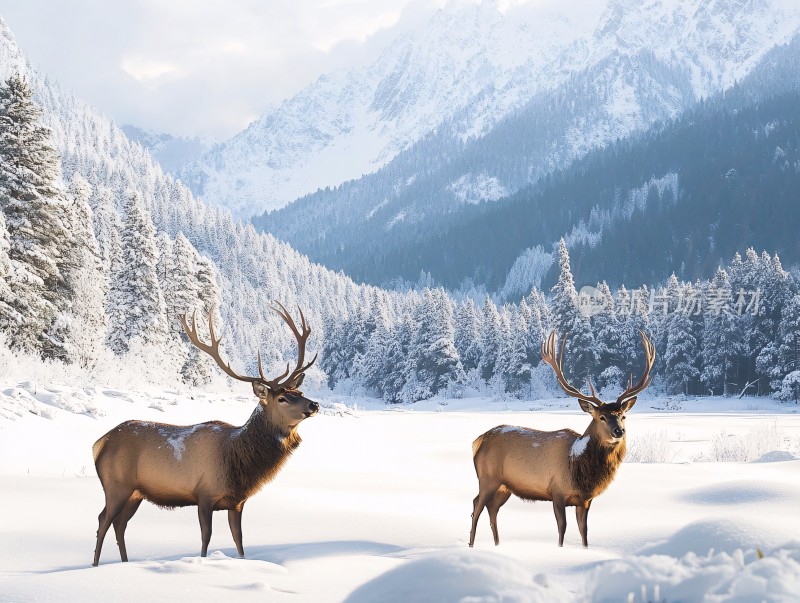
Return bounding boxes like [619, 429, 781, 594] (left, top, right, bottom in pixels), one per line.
[268, 302, 315, 390]
[616, 330, 657, 404]
[179, 309, 265, 385]
[541, 330, 604, 406]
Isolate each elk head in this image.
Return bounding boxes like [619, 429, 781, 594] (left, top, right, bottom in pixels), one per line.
[541, 330, 655, 446]
[180, 302, 319, 431]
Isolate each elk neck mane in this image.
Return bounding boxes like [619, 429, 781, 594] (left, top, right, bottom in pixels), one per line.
[225, 405, 302, 503]
[569, 430, 626, 501]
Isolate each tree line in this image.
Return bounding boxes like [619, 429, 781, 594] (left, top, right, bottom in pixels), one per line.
[2, 72, 799, 403]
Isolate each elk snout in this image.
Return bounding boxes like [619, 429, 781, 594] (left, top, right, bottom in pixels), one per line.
[612, 427, 624, 438]
[306, 401, 320, 416]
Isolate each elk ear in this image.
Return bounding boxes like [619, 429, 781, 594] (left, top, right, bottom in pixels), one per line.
[619, 397, 637, 413]
[578, 399, 600, 414]
[252, 382, 270, 400]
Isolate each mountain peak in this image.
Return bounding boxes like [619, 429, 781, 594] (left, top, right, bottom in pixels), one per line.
[181, 0, 800, 221]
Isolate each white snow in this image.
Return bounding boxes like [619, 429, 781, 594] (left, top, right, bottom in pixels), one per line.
[161, 424, 203, 461]
[344, 549, 572, 603]
[448, 172, 508, 206]
[570, 436, 590, 458]
[2, 382, 800, 602]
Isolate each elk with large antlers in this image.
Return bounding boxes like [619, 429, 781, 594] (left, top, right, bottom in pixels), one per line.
[91, 303, 319, 566]
[469, 330, 655, 548]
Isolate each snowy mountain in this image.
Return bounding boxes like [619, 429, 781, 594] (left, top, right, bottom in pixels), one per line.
[187, 0, 800, 222]
[120, 124, 210, 176]
[257, 0, 800, 290]
[179, 0, 605, 217]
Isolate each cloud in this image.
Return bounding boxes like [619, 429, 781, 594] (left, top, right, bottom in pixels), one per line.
[0, 0, 443, 139]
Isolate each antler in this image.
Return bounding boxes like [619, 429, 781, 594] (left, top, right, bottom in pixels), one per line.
[179, 303, 317, 392]
[266, 301, 317, 391]
[541, 331, 605, 407]
[179, 310, 269, 385]
[616, 330, 656, 405]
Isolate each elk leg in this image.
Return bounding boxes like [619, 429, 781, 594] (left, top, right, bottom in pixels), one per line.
[93, 492, 132, 566]
[228, 504, 245, 558]
[576, 500, 591, 547]
[552, 497, 567, 547]
[198, 500, 214, 557]
[112, 496, 143, 562]
[487, 486, 512, 546]
[469, 483, 499, 547]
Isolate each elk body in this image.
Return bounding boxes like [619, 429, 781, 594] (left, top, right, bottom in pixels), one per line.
[92, 304, 319, 566]
[469, 331, 655, 548]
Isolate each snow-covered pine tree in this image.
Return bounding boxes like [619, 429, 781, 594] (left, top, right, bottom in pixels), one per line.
[591, 281, 625, 392]
[106, 188, 170, 357]
[0, 210, 23, 331]
[550, 238, 578, 338]
[612, 285, 644, 391]
[754, 252, 789, 394]
[650, 274, 681, 377]
[320, 316, 348, 389]
[664, 282, 701, 395]
[701, 267, 741, 396]
[549, 238, 597, 382]
[727, 251, 757, 393]
[525, 288, 550, 364]
[60, 173, 108, 368]
[359, 310, 392, 398]
[382, 311, 413, 403]
[777, 286, 800, 401]
[478, 296, 503, 381]
[454, 298, 482, 372]
[0, 74, 76, 357]
[90, 186, 123, 276]
[407, 289, 464, 398]
[193, 252, 223, 382]
[500, 309, 531, 395]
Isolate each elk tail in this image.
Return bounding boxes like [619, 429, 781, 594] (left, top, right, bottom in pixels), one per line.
[472, 433, 486, 458]
[92, 434, 108, 463]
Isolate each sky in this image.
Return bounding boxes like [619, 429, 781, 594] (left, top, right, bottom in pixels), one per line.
[0, 0, 451, 141]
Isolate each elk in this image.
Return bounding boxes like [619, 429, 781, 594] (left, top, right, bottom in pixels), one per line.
[469, 330, 655, 548]
[91, 303, 319, 566]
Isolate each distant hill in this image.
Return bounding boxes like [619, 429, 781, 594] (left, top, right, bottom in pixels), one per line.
[256, 34, 800, 295]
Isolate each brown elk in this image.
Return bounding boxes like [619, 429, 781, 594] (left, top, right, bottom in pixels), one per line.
[91, 303, 319, 566]
[469, 330, 655, 548]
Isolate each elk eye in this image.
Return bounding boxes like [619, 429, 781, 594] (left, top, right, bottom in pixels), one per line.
[278, 397, 287, 403]
[622, 415, 627, 420]
[599, 416, 607, 422]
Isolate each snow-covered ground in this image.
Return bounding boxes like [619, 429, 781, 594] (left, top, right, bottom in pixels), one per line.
[1, 383, 799, 602]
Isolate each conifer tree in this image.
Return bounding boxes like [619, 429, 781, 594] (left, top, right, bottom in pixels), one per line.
[91, 186, 123, 276]
[454, 298, 482, 372]
[60, 174, 108, 367]
[106, 189, 169, 355]
[549, 239, 596, 381]
[0, 210, 22, 331]
[479, 297, 503, 381]
[701, 267, 740, 395]
[0, 74, 76, 356]
[382, 312, 413, 403]
[407, 289, 464, 397]
[501, 310, 531, 394]
[777, 290, 800, 401]
[664, 283, 701, 394]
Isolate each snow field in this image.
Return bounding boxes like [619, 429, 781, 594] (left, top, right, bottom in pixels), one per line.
[1, 386, 800, 601]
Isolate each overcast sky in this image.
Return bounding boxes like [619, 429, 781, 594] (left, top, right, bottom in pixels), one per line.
[0, 0, 450, 141]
